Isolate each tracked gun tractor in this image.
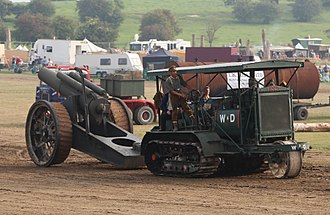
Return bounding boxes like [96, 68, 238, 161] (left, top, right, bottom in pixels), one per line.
[142, 60, 311, 178]
[25, 67, 144, 168]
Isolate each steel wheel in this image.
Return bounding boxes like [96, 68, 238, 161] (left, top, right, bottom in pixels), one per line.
[268, 141, 302, 179]
[108, 97, 134, 133]
[25, 101, 72, 167]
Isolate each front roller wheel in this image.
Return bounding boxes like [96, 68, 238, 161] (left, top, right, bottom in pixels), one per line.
[268, 141, 303, 179]
[145, 142, 163, 175]
[25, 101, 72, 167]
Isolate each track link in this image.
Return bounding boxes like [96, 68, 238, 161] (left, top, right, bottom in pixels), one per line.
[145, 140, 220, 177]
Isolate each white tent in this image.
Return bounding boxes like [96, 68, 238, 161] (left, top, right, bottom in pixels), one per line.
[83, 38, 107, 53]
[294, 43, 308, 58]
[295, 43, 306, 50]
[16, 45, 29, 51]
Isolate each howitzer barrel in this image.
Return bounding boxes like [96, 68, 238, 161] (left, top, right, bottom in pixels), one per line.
[56, 71, 95, 97]
[38, 67, 81, 97]
[39, 67, 104, 99]
[68, 72, 108, 97]
[38, 67, 108, 123]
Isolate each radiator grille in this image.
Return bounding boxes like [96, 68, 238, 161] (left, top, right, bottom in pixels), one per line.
[258, 89, 292, 138]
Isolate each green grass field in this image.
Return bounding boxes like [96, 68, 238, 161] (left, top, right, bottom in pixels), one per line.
[49, 0, 330, 49]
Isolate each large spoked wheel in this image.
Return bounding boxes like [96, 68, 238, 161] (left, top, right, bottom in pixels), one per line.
[134, 106, 155, 125]
[108, 97, 134, 133]
[268, 141, 303, 179]
[145, 142, 163, 175]
[25, 101, 72, 167]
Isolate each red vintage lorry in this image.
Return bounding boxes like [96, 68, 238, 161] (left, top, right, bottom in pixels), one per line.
[100, 77, 156, 125]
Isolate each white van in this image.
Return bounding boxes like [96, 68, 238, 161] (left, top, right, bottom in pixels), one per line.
[129, 39, 191, 52]
[75, 52, 143, 77]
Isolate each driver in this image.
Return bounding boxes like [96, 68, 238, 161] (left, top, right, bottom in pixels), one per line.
[165, 66, 194, 131]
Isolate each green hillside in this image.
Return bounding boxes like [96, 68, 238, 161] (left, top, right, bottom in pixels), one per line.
[50, 0, 330, 48]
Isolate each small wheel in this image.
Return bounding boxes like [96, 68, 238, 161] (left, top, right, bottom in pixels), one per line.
[268, 141, 302, 179]
[145, 142, 163, 175]
[134, 106, 155, 125]
[101, 71, 107, 78]
[25, 101, 72, 167]
[296, 107, 308, 120]
[96, 72, 102, 79]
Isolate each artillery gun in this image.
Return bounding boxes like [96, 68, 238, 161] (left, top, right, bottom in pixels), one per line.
[142, 60, 311, 178]
[25, 67, 144, 168]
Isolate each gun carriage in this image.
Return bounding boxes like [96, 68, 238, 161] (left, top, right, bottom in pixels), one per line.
[26, 67, 144, 168]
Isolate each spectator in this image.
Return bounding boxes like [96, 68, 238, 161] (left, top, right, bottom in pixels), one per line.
[318, 65, 324, 81]
[6, 58, 9, 68]
[11, 56, 16, 71]
[37, 56, 42, 68]
[325, 68, 330, 82]
[42, 56, 48, 67]
[15, 57, 22, 65]
[310, 50, 316, 58]
[47, 58, 53, 66]
[323, 64, 329, 73]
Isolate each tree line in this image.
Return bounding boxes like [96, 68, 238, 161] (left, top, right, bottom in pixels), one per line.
[227, 0, 327, 23]
[1, 0, 330, 47]
[0, 0, 181, 47]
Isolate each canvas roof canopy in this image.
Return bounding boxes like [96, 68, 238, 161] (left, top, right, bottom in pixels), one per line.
[147, 60, 304, 76]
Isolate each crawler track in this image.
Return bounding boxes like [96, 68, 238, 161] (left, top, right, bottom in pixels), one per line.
[145, 140, 220, 177]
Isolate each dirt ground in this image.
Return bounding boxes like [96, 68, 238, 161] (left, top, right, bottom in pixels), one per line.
[0, 135, 329, 215]
[0, 74, 329, 215]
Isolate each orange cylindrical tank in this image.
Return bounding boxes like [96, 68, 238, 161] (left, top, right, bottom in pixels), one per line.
[264, 61, 319, 99]
[176, 61, 320, 99]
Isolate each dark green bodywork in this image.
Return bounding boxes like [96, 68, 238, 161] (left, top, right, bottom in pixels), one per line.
[142, 60, 310, 157]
